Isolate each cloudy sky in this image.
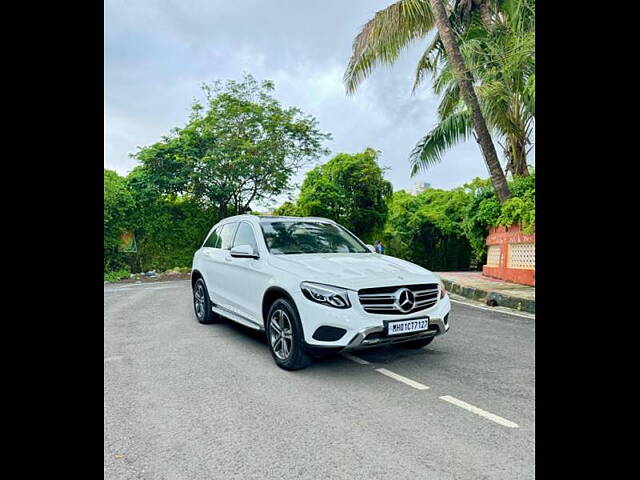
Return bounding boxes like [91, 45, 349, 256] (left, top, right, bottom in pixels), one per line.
[105, 0, 534, 208]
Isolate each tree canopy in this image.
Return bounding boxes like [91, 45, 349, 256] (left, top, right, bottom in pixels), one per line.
[410, 0, 535, 177]
[344, 0, 536, 203]
[133, 74, 331, 216]
[290, 148, 393, 242]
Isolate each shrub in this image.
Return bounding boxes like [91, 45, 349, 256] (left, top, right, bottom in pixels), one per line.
[462, 174, 535, 262]
[104, 168, 219, 274]
[104, 170, 136, 272]
[383, 188, 473, 271]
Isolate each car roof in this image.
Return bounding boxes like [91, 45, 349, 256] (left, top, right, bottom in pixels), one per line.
[214, 214, 337, 226]
[256, 215, 336, 223]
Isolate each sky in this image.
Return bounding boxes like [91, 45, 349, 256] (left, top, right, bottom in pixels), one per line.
[105, 0, 534, 209]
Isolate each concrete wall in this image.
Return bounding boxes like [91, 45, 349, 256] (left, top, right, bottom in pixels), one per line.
[482, 224, 535, 286]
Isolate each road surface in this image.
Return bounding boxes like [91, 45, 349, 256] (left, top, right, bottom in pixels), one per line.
[104, 279, 534, 479]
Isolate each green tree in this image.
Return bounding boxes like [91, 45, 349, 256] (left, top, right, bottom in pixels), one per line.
[344, 0, 512, 202]
[295, 148, 393, 242]
[411, 0, 535, 177]
[133, 74, 331, 216]
[272, 201, 300, 216]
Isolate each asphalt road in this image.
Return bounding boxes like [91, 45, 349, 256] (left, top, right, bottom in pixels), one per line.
[104, 280, 535, 480]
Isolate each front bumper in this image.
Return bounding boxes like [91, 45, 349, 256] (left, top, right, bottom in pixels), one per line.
[343, 314, 448, 350]
[292, 289, 451, 352]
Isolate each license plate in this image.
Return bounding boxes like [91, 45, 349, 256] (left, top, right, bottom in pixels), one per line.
[387, 318, 429, 336]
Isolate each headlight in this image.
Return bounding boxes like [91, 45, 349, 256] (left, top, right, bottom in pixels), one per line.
[300, 282, 351, 309]
[440, 279, 447, 299]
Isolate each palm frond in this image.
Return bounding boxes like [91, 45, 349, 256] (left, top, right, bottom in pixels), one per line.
[432, 62, 455, 94]
[345, 0, 435, 94]
[409, 112, 474, 176]
[412, 33, 443, 92]
[437, 80, 462, 119]
[523, 73, 535, 116]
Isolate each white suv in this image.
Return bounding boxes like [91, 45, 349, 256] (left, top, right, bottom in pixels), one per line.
[191, 215, 451, 370]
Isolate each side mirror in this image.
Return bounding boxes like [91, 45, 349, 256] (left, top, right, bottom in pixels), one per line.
[366, 244, 376, 253]
[230, 244, 259, 258]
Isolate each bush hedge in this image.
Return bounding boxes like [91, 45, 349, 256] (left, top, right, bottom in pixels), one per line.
[104, 169, 219, 273]
[105, 166, 534, 275]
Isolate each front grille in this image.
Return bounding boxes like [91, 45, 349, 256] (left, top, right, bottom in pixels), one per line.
[358, 283, 439, 315]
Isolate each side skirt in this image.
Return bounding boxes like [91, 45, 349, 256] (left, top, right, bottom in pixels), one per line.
[211, 304, 264, 331]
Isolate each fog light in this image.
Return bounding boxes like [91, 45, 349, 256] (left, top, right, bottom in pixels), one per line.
[312, 326, 347, 341]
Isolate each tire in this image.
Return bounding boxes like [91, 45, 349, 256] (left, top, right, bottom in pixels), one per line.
[397, 336, 435, 349]
[193, 278, 218, 324]
[266, 298, 312, 371]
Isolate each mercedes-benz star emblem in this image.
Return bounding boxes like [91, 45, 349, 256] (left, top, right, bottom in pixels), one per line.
[394, 288, 415, 312]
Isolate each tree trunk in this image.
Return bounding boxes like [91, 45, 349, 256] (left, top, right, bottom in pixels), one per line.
[429, 0, 510, 202]
[474, 0, 493, 32]
[508, 136, 529, 177]
[218, 203, 228, 219]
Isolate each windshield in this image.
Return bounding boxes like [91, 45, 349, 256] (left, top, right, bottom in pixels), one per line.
[260, 221, 369, 255]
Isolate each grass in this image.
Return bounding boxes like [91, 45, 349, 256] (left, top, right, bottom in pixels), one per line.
[104, 268, 131, 283]
[104, 266, 191, 283]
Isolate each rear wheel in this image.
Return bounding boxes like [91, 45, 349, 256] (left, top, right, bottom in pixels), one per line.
[397, 336, 434, 349]
[193, 278, 218, 324]
[266, 298, 312, 371]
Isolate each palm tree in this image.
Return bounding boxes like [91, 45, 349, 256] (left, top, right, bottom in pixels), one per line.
[344, 0, 516, 202]
[427, 0, 510, 201]
[411, 0, 535, 177]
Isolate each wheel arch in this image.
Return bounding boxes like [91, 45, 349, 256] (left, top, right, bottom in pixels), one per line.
[261, 286, 301, 330]
[191, 269, 204, 290]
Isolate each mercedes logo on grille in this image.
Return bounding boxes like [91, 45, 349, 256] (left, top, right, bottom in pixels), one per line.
[394, 288, 415, 312]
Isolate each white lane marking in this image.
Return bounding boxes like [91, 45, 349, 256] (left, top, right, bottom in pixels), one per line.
[341, 353, 371, 365]
[104, 356, 123, 363]
[375, 368, 430, 390]
[449, 297, 535, 319]
[439, 395, 519, 428]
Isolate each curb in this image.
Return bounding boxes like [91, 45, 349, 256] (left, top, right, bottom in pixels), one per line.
[441, 279, 535, 314]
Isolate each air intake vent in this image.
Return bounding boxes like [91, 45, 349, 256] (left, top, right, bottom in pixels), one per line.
[312, 326, 347, 341]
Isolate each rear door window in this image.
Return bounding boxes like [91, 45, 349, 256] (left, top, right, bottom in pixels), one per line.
[203, 226, 221, 248]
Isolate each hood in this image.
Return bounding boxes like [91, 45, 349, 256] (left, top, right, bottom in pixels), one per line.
[267, 252, 439, 290]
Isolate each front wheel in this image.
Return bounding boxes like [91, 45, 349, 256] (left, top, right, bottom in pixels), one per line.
[397, 336, 435, 349]
[193, 278, 218, 324]
[266, 299, 312, 371]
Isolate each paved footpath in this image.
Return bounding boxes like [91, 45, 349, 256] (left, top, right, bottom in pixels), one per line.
[105, 280, 535, 480]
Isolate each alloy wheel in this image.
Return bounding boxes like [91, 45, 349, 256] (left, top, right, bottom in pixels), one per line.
[269, 309, 293, 360]
[194, 284, 206, 319]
